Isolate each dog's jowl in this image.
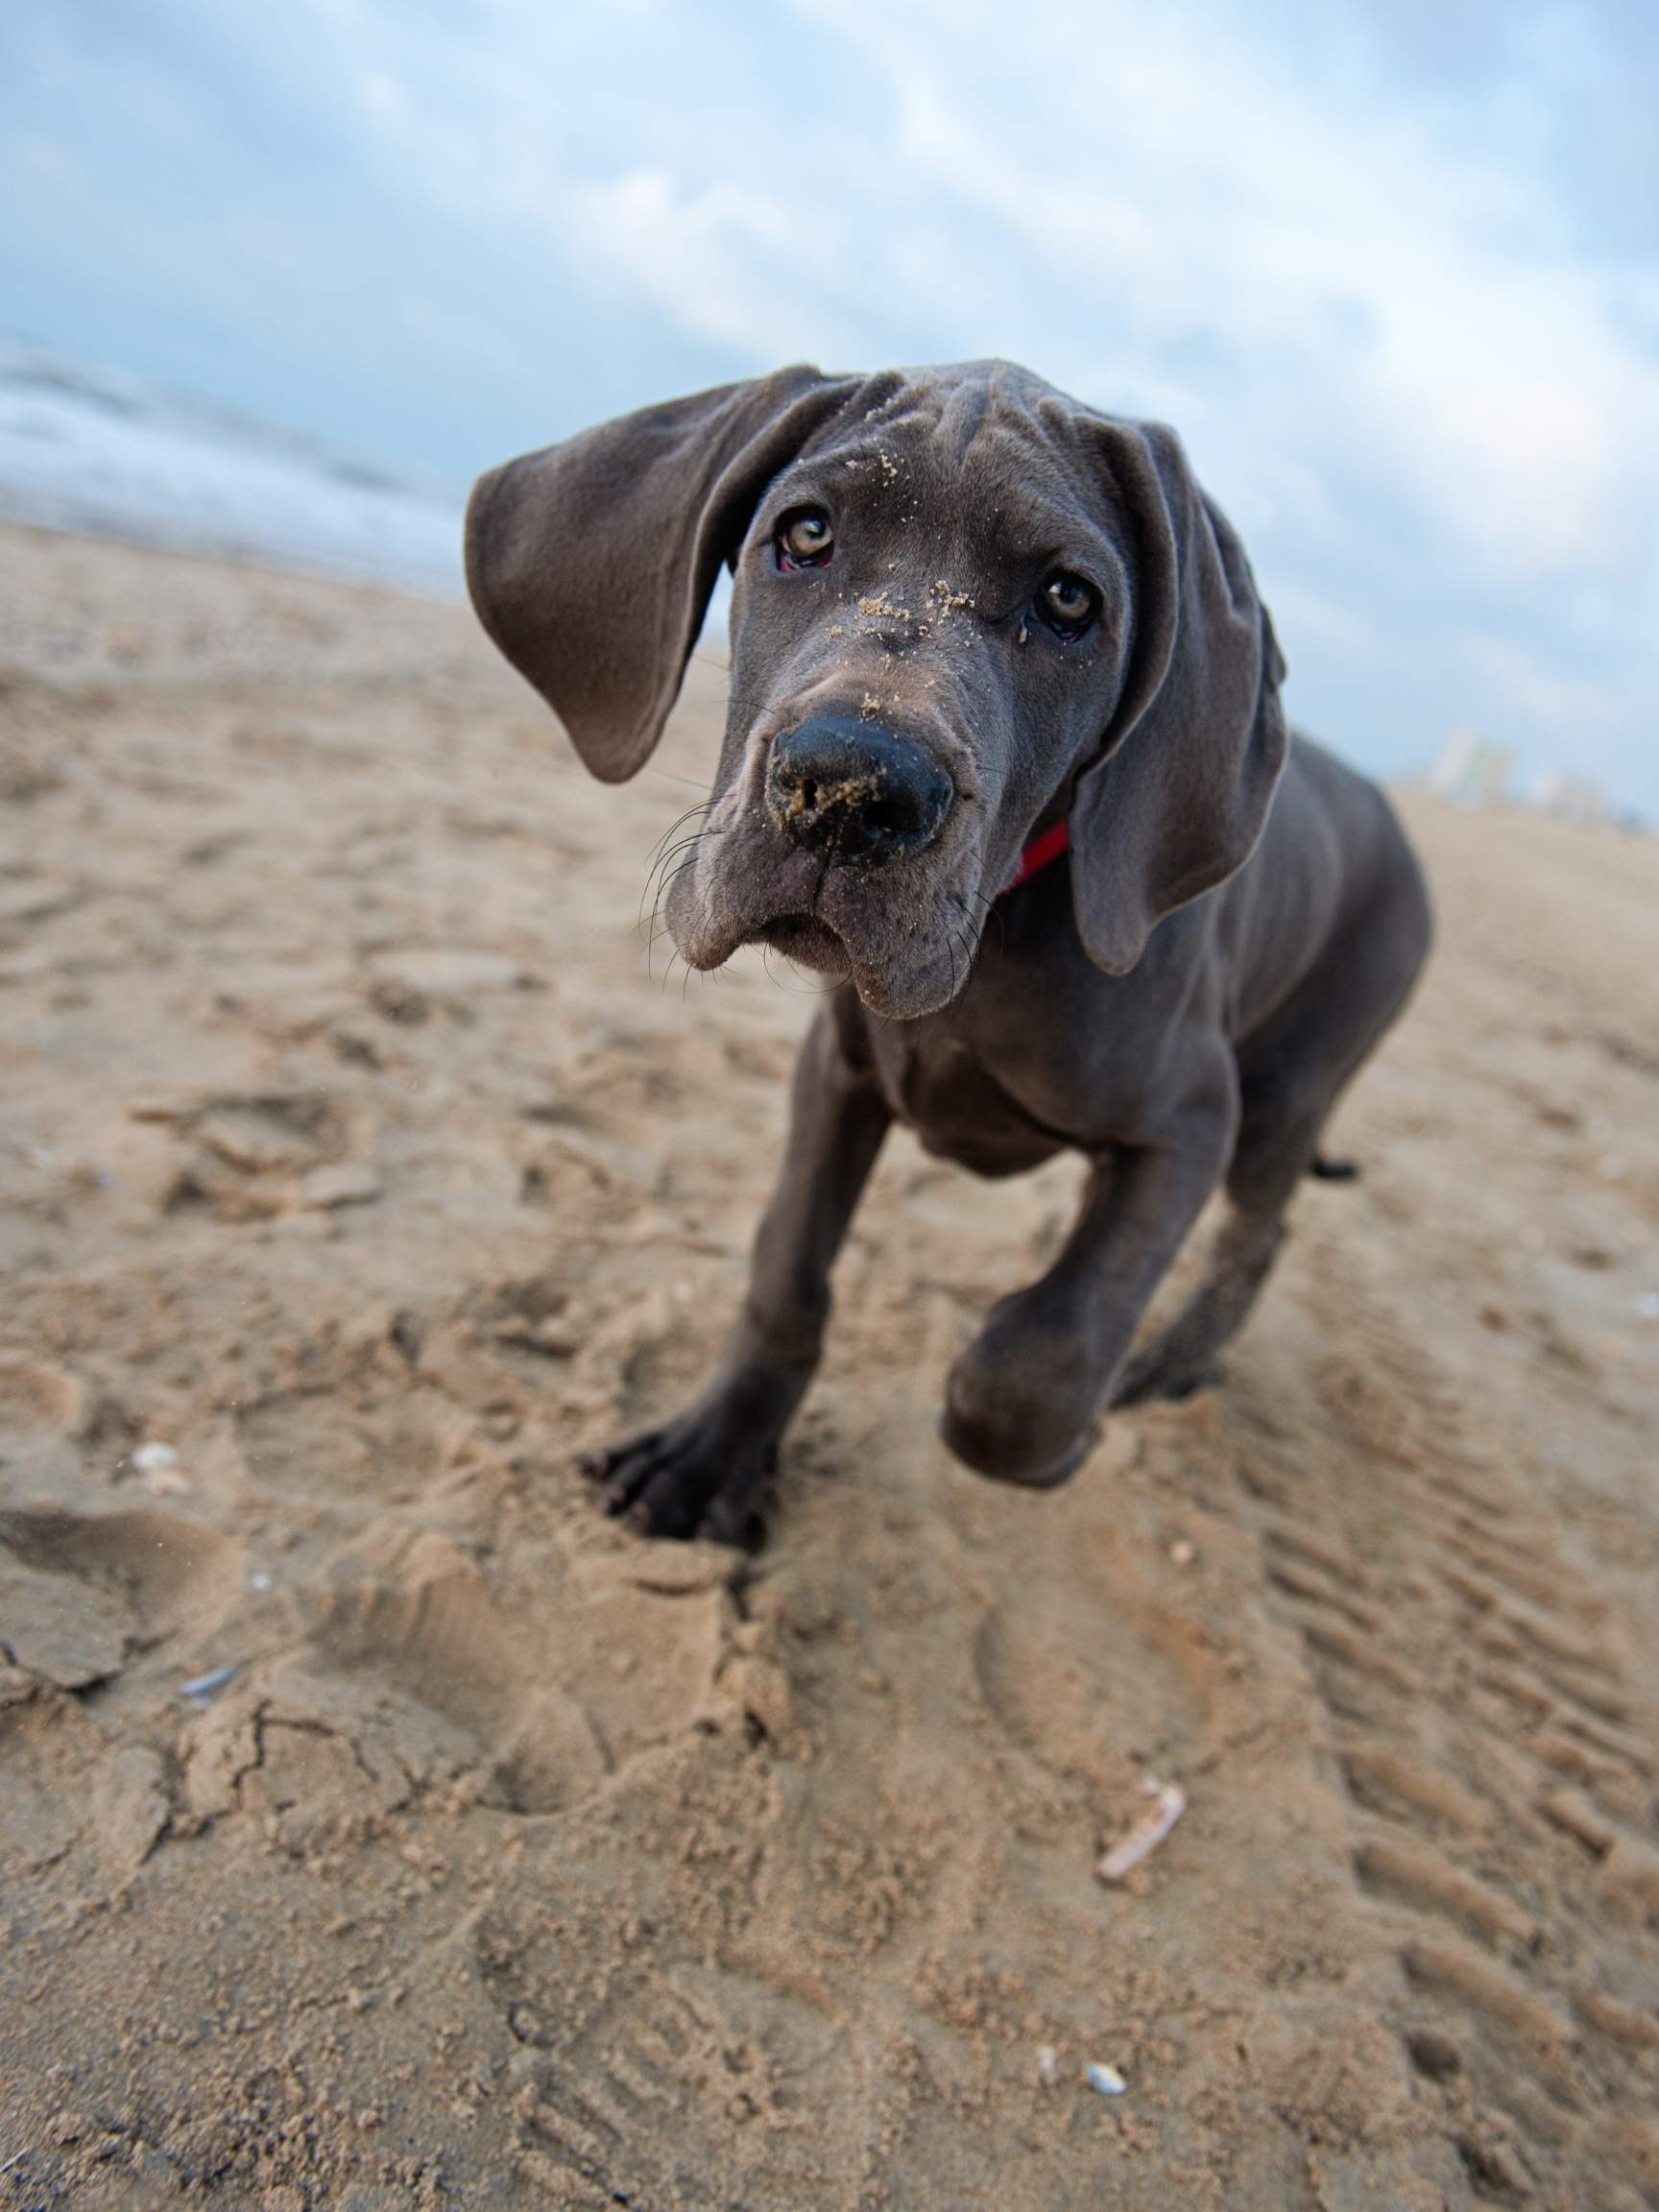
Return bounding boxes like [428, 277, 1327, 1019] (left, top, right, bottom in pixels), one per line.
[467, 361, 1432, 1542]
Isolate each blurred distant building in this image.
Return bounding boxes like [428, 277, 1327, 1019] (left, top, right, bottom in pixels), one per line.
[1429, 729, 1513, 808]
[1425, 736, 1647, 832]
[1531, 770, 1609, 824]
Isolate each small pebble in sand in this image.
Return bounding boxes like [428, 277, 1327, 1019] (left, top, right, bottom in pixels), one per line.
[1169, 1538, 1196, 1566]
[301, 1162, 381, 1210]
[1085, 2061, 1128, 2096]
[1096, 1776, 1188, 1884]
[529, 1318, 582, 1357]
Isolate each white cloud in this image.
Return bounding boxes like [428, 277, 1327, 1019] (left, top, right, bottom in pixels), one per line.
[568, 171, 813, 356]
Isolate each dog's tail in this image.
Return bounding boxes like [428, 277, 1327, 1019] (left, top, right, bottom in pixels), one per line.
[1308, 1153, 1361, 1183]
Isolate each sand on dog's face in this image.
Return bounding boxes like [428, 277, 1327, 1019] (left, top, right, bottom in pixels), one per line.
[2, 523, 1657, 2209]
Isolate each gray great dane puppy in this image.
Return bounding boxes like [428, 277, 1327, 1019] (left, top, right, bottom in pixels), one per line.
[467, 361, 1431, 1542]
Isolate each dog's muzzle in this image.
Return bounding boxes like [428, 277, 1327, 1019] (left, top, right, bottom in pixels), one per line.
[766, 717, 952, 865]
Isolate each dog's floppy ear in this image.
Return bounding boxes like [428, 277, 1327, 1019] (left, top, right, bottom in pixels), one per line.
[1068, 420, 1287, 975]
[465, 366, 859, 783]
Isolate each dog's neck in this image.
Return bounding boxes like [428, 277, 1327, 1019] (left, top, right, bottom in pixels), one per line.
[999, 821, 1070, 898]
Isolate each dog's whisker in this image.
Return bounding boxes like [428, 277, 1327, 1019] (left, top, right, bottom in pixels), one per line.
[639, 837, 703, 922]
[640, 764, 714, 790]
[950, 884, 1003, 964]
[638, 836, 709, 937]
[641, 831, 708, 906]
[637, 812, 734, 926]
[643, 821, 707, 883]
[641, 859, 703, 970]
[642, 845, 700, 939]
[645, 803, 708, 870]
[638, 838, 702, 934]
[649, 831, 707, 878]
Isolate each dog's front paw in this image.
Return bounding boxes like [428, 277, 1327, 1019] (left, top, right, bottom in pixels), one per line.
[939, 1401, 1094, 1489]
[579, 1413, 778, 1546]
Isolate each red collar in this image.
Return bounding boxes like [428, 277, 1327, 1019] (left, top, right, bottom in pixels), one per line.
[999, 819, 1070, 896]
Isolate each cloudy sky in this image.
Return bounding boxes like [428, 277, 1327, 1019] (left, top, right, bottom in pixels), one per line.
[3, 0, 1656, 807]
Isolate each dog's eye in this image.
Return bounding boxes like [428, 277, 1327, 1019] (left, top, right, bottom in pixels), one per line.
[1037, 570, 1097, 637]
[777, 508, 834, 569]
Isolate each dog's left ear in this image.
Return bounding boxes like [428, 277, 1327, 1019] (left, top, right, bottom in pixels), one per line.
[1068, 421, 1287, 975]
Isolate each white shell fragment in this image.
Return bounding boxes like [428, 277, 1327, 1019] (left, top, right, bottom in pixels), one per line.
[1085, 2061, 1128, 2096]
[179, 1662, 241, 1706]
[132, 1440, 190, 1495]
[1095, 1775, 1187, 1884]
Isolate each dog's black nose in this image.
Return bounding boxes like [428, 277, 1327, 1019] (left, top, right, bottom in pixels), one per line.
[767, 718, 952, 864]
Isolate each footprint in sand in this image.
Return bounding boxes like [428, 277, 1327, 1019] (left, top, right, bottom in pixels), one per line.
[510, 1967, 847, 2210]
[179, 1529, 732, 1857]
[132, 1088, 372, 1220]
[0, 1695, 171, 1885]
[0, 1503, 242, 1691]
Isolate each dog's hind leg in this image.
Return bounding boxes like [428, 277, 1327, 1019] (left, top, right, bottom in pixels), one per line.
[1111, 1067, 1340, 1407]
[1110, 1199, 1289, 1407]
[1114, 854, 1431, 1407]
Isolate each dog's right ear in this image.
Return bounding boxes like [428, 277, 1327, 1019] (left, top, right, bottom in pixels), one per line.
[465, 367, 859, 783]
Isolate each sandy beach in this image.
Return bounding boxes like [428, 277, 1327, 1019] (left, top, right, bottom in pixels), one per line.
[2, 522, 1656, 2210]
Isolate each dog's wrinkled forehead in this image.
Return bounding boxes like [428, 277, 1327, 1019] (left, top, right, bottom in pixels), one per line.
[839, 359, 1091, 461]
[756, 363, 1127, 586]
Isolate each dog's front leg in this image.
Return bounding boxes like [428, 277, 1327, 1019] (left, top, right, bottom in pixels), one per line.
[941, 1072, 1237, 1489]
[582, 1002, 891, 1542]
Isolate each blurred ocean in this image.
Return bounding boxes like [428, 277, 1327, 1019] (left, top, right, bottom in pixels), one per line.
[0, 337, 462, 595]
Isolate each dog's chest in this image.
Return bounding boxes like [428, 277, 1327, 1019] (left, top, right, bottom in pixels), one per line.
[867, 1026, 1065, 1177]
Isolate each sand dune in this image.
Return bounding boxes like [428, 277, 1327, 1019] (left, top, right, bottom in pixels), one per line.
[1, 523, 1656, 2209]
